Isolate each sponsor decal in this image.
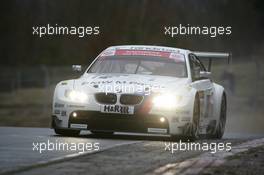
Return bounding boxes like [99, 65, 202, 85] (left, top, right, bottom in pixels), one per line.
[115, 49, 171, 58]
[100, 49, 116, 57]
[169, 52, 185, 62]
[148, 128, 168, 134]
[101, 105, 134, 114]
[61, 111, 67, 116]
[54, 103, 65, 108]
[100, 49, 185, 62]
[54, 110, 60, 114]
[70, 124, 88, 129]
[116, 46, 181, 53]
[68, 105, 85, 108]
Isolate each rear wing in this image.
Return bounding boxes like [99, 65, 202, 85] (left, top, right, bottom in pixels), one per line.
[193, 51, 232, 71]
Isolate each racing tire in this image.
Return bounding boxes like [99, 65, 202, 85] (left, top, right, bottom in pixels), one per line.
[54, 129, 80, 136]
[212, 94, 227, 139]
[183, 94, 200, 141]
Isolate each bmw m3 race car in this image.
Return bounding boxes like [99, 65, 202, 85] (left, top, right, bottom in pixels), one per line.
[52, 45, 230, 140]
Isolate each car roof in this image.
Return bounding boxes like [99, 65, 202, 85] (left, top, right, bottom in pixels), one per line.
[106, 45, 190, 55]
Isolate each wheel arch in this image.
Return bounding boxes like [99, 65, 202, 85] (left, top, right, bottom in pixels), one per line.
[212, 83, 226, 131]
[187, 87, 200, 122]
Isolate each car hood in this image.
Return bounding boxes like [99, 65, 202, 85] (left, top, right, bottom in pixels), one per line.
[74, 73, 189, 95]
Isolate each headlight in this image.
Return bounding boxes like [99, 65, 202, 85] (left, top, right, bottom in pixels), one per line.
[65, 90, 88, 103]
[152, 94, 182, 109]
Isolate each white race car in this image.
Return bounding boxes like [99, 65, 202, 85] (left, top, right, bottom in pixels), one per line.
[52, 45, 229, 140]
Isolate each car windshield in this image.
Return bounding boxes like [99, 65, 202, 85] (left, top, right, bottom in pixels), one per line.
[87, 55, 187, 78]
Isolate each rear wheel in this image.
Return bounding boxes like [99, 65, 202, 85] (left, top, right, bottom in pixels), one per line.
[54, 129, 80, 136]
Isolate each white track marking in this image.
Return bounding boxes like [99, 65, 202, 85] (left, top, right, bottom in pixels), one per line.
[151, 138, 264, 175]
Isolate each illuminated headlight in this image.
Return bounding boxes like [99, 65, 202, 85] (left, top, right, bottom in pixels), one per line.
[152, 94, 182, 109]
[65, 90, 88, 103]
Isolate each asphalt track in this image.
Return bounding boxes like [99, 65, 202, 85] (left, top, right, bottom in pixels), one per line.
[0, 127, 263, 175]
[0, 127, 139, 174]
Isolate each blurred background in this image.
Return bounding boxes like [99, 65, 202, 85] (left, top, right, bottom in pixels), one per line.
[0, 0, 263, 135]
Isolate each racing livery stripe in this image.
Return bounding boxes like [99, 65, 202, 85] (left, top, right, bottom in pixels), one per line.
[115, 49, 171, 58]
[100, 49, 185, 62]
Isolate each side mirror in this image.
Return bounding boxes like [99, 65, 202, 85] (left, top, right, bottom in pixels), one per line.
[72, 65, 82, 72]
[200, 71, 211, 79]
[193, 67, 200, 80]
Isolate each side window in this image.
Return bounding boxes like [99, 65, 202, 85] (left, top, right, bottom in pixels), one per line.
[195, 57, 206, 72]
[189, 55, 199, 80]
[189, 54, 206, 81]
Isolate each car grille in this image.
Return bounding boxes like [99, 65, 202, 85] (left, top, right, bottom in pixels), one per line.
[120, 94, 143, 105]
[95, 93, 117, 104]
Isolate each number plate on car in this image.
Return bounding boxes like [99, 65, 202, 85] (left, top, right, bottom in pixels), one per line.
[100, 105, 134, 114]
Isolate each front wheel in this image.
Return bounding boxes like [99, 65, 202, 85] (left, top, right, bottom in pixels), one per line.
[189, 94, 200, 141]
[213, 94, 227, 139]
[54, 129, 80, 136]
[182, 94, 200, 141]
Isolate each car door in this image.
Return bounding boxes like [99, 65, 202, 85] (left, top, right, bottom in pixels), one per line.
[189, 54, 214, 134]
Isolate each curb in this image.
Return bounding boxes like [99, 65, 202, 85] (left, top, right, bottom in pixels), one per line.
[151, 138, 264, 175]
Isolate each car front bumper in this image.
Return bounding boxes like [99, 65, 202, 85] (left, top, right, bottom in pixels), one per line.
[66, 110, 170, 134]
